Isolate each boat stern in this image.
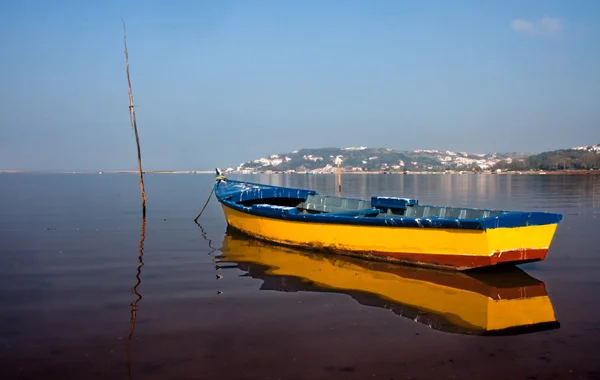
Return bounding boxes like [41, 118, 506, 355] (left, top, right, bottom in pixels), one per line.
[484, 213, 562, 266]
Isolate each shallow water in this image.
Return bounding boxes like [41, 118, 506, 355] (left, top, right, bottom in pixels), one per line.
[1, 173, 599, 379]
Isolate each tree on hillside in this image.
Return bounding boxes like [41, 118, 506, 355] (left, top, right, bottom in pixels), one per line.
[581, 152, 599, 169]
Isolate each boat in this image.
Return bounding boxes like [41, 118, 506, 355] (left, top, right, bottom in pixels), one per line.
[213, 171, 563, 271]
[216, 229, 560, 335]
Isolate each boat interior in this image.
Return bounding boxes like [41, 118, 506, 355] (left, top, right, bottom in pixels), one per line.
[239, 193, 507, 219]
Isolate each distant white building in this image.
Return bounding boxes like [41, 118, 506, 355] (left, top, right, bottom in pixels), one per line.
[576, 144, 600, 152]
[253, 157, 284, 166]
[343, 146, 367, 151]
[303, 155, 323, 162]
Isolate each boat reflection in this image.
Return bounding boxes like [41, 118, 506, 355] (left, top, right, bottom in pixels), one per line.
[217, 228, 560, 336]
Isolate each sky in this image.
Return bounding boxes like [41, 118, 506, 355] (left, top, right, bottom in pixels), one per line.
[0, 0, 599, 171]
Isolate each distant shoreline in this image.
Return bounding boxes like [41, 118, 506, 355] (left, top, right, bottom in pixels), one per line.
[1, 169, 598, 175]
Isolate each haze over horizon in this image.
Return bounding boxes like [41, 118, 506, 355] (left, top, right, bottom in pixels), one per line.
[1, 0, 599, 171]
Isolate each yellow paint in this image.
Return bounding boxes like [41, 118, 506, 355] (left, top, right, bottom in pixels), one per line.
[221, 205, 558, 260]
[220, 234, 558, 333]
[485, 297, 556, 331]
[487, 223, 557, 253]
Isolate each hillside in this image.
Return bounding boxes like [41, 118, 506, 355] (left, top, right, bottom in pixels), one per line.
[493, 144, 600, 171]
[224, 147, 526, 174]
[223, 144, 600, 174]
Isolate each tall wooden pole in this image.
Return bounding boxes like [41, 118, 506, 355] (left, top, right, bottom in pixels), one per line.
[122, 19, 147, 217]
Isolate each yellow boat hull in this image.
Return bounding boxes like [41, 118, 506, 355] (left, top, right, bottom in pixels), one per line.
[221, 203, 558, 271]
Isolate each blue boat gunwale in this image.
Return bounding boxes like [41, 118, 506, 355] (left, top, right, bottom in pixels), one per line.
[214, 178, 563, 230]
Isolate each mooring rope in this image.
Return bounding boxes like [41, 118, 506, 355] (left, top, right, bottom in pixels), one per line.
[193, 174, 227, 222]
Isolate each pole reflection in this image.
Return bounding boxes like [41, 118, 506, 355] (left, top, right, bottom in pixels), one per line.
[125, 215, 146, 380]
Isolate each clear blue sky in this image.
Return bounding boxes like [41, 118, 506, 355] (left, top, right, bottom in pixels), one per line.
[1, 0, 598, 171]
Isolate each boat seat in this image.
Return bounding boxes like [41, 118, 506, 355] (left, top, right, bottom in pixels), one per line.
[371, 197, 418, 212]
[299, 194, 372, 214]
[404, 205, 506, 219]
[321, 209, 381, 217]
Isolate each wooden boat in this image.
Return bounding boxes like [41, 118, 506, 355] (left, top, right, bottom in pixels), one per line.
[217, 229, 560, 335]
[213, 172, 563, 271]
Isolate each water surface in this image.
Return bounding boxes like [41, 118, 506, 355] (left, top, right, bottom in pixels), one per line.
[1, 173, 599, 379]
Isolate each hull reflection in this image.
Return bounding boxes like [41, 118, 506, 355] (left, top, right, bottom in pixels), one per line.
[217, 228, 560, 336]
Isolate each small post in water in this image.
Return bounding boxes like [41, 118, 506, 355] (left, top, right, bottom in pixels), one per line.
[335, 156, 343, 196]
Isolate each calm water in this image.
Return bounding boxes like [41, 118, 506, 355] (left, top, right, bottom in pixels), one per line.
[1, 173, 599, 380]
